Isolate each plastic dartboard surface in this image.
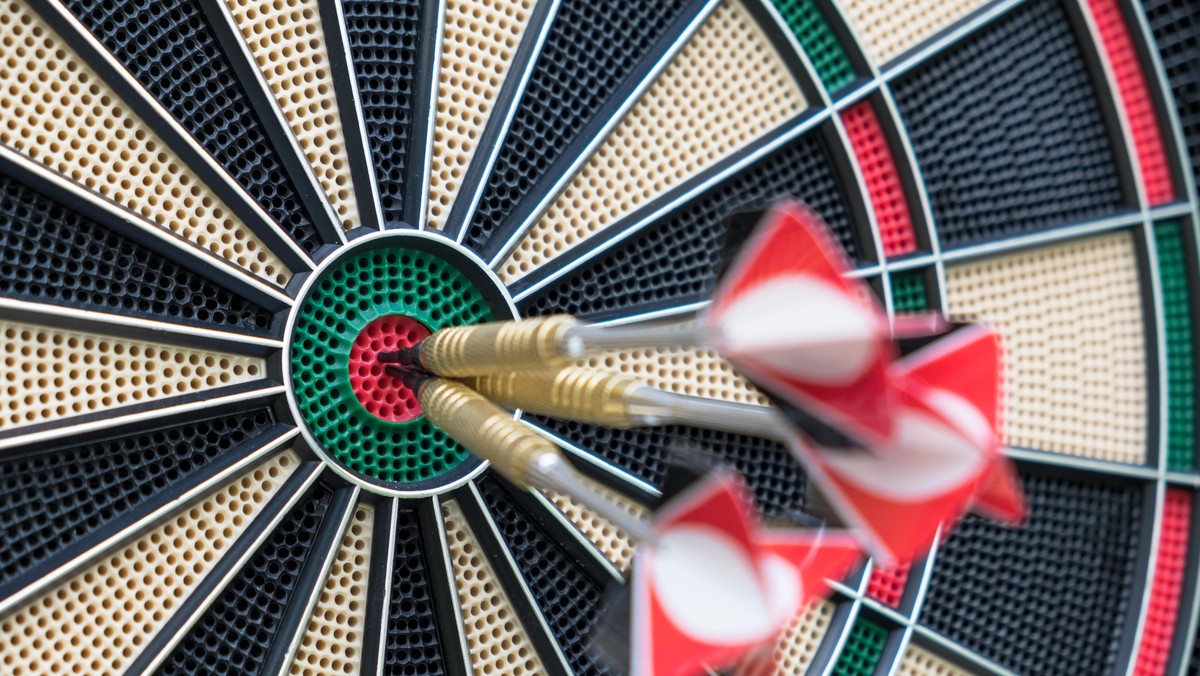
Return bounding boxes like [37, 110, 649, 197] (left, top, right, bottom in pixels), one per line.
[0, 0, 1196, 674]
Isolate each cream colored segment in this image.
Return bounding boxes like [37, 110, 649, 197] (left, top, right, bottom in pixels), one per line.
[545, 483, 650, 573]
[835, 0, 990, 66]
[578, 346, 770, 406]
[0, 319, 264, 432]
[771, 600, 835, 674]
[0, 450, 299, 675]
[442, 499, 544, 676]
[427, 0, 538, 231]
[498, 0, 807, 281]
[289, 503, 373, 676]
[223, 0, 361, 231]
[896, 643, 976, 676]
[945, 232, 1147, 464]
[0, 1, 290, 285]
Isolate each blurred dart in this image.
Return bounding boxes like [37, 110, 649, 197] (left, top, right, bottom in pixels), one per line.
[464, 366, 794, 441]
[784, 323, 1025, 567]
[598, 469, 860, 676]
[386, 366, 657, 543]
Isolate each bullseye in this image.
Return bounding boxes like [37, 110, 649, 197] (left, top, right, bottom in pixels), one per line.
[348, 315, 430, 422]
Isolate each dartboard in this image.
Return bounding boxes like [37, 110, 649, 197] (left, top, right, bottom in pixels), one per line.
[0, 0, 1196, 673]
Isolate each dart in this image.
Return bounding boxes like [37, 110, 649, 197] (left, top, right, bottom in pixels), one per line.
[386, 365, 658, 544]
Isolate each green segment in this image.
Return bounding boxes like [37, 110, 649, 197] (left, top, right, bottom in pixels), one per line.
[770, 0, 857, 92]
[832, 616, 890, 676]
[291, 246, 494, 484]
[1156, 222, 1196, 471]
[890, 271, 929, 313]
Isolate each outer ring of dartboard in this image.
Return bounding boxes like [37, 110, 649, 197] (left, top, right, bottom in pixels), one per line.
[282, 228, 519, 499]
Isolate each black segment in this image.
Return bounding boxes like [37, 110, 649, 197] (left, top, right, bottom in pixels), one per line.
[156, 484, 333, 676]
[1143, 0, 1200, 191]
[343, 0, 424, 227]
[520, 132, 856, 320]
[0, 409, 275, 588]
[890, 0, 1129, 248]
[919, 472, 1143, 675]
[386, 506, 449, 675]
[476, 477, 612, 676]
[462, 0, 695, 251]
[531, 418, 807, 517]
[60, 0, 327, 254]
[0, 174, 274, 332]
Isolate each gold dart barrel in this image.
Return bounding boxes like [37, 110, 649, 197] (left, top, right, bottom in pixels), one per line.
[417, 315, 578, 376]
[466, 367, 646, 428]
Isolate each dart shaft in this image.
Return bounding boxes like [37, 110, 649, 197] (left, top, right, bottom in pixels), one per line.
[414, 376, 655, 542]
[467, 367, 792, 441]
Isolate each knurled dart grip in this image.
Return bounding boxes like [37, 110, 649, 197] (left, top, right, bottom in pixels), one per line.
[466, 367, 645, 428]
[416, 377, 561, 489]
[418, 314, 579, 376]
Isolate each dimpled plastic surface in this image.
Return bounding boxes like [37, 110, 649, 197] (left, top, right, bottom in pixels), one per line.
[890, 0, 1127, 248]
[1087, 0, 1175, 205]
[462, 0, 694, 251]
[343, 0, 422, 228]
[156, 484, 332, 676]
[476, 477, 612, 675]
[842, 101, 918, 257]
[528, 417, 807, 516]
[770, 0, 857, 92]
[386, 507, 447, 675]
[1143, 0, 1199, 196]
[832, 616, 890, 676]
[0, 175, 273, 332]
[499, 0, 808, 282]
[1157, 222, 1196, 472]
[889, 271, 930, 313]
[60, 0, 326, 255]
[866, 561, 912, 607]
[835, 0, 992, 67]
[771, 601, 836, 674]
[290, 245, 494, 484]
[1134, 488, 1191, 676]
[919, 472, 1143, 675]
[895, 643, 973, 676]
[520, 132, 858, 320]
[348, 315, 430, 422]
[0, 409, 274, 588]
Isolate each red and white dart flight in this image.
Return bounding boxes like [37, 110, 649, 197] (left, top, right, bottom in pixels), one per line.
[629, 471, 861, 676]
[787, 323, 1026, 567]
[705, 201, 899, 446]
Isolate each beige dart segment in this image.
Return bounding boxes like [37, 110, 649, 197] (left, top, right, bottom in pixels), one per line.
[545, 482, 650, 573]
[0, 320, 264, 432]
[895, 643, 975, 676]
[498, 0, 808, 281]
[945, 231, 1148, 464]
[222, 0, 362, 231]
[834, 0, 991, 66]
[289, 503, 373, 676]
[442, 498, 545, 675]
[427, 0, 538, 231]
[578, 346, 770, 406]
[0, 450, 298, 675]
[770, 600, 836, 674]
[0, 0, 289, 285]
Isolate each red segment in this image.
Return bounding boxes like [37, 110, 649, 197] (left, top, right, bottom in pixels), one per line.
[841, 101, 918, 257]
[1088, 0, 1174, 206]
[1135, 488, 1192, 676]
[348, 315, 430, 422]
[866, 560, 912, 608]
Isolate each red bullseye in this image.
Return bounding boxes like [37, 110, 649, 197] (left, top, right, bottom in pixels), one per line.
[349, 315, 431, 422]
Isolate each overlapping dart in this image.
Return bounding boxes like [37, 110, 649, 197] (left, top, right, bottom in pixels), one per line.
[381, 201, 1027, 675]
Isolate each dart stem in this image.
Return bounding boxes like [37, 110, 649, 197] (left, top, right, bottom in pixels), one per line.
[466, 367, 792, 441]
[392, 369, 657, 543]
[559, 321, 720, 358]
